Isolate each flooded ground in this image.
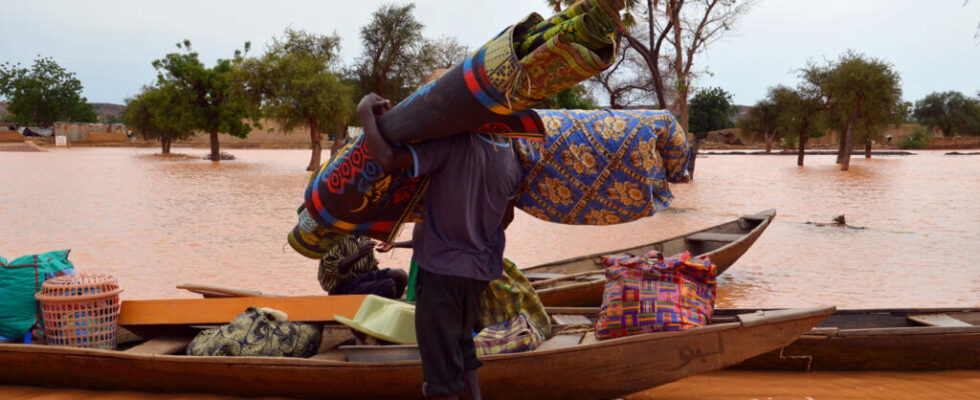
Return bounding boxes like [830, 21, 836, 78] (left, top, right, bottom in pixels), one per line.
[1, 147, 978, 398]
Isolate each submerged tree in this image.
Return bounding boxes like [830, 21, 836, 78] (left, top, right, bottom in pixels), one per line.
[804, 51, 904, 170]
[152, 40, 252, 161]
[124, 83, 195, 154]
[737, 92, 783, 153]
[0, 56, 97, 127]
[776, 82, 826, 166]
[235, 28, 355, 171]
[913, 91, 980, 137]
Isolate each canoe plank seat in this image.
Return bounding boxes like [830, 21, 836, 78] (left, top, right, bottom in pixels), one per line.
[552, 314, 592, 325]
[119, 295, 366, 326]
[536, 333, 585, 351]
[523, 272, 566, 281]
[907, 313, 973, 327]
[685, 232, 743, 243]
[124, 331, 197, 355]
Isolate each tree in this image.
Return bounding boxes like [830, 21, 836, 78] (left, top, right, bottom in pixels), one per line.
[688, 86, 736, 137]
[588, 31, 668, 109]
[604, 0, 755, 132]
[124, 84, 196, 154]
[152, 40, 251, 161]
[737, 93, 782, 153]
[430, 35, 470, 70]
[550, 84, 597, 109]
[913, 91, 980, 137]
[0, 56, 97, 127]
[352, 3, 434, 102]
[235, 28, 355, 171]
[776, 82, 826, 166]
[804, 51, 904, 170]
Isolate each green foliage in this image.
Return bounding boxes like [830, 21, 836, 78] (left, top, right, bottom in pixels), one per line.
[689, 87, 736, 137]
[737, 88, 784, 151]
[898, 127, 931, 149]
[913, 91, 980, 137]
[551, 85, 596, 110]
[152, 40, 251, 159]
[234, 28, 355, 170]
[0, 56, 97, 126]
[124, 83, 196, 153]
[352, 3, 434, 102]
[803, 51, 904, 144]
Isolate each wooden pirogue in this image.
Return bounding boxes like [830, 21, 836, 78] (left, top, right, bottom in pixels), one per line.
[719, 307, 980, 371]
[526, 209, 776, 307]
[0, 295, 833, 400]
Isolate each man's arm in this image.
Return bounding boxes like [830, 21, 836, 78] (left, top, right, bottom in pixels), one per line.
[337, 240, 376, 275]
[376, 239, 413, 253]
[358, 93, 414, 172]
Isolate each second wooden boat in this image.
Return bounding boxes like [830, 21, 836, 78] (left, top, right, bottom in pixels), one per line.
[721, 307, 980, 371]
[526, 209, 776, 307]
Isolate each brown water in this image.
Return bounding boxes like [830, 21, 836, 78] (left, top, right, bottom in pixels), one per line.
[1, 147, 978, 398]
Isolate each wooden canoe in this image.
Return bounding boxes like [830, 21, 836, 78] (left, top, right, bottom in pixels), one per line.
[0, 296, 833, 400]
[527, 209, 777, 307]
[720, 307, 980, 371]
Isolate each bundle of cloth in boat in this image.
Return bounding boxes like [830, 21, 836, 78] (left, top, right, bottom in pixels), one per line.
[288, 108, 691, 258]
[479, 259, 552, 338]
[475, 313, 543, 356]
[0, 249, 75, 342]
[513, 109, 691, 225]
[376, 0, 623, 144]
[594, 250, 716, 340]
[186, 307, 322, 358]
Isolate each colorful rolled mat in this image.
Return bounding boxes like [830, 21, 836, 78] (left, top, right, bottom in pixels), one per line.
[517, 12, 610, 57]
[376, 0, 623, 145]
[300, 135, 429, 244]
[529, 0, 624, 37]
[513, 109, 691, 225]
[288, 109, 690, 259]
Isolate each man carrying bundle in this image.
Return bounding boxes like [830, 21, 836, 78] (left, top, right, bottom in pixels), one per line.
[358, 93, 521, 400]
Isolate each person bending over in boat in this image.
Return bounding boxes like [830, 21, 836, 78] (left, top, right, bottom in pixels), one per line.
[359, 93, 521, 400]
[318, 234, 407, 299]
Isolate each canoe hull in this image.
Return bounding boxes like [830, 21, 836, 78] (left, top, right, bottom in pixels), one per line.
[0, 307, 832, 400]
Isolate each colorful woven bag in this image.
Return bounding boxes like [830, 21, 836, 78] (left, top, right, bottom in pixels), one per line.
[475, 313, 544, 356]
[594, 250, 716, 340]
[480, 259, 552, 339]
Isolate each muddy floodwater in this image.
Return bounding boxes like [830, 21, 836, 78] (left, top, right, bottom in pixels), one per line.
[1, 147, 978, 398]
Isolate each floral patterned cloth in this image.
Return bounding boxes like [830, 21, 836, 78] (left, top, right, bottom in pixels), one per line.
[514, 109, 691, 225]
[595, 251, 716, 340]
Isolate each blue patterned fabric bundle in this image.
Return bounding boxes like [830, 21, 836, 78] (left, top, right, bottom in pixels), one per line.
[514, 109, 690, 225]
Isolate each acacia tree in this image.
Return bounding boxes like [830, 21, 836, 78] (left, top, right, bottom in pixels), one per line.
[430, 35, 470, 70]
[804, 51, 904, 170]
[776, 83, 826, 166]
[352, 3, 434, 102]
[0, 56, 97, 126]
[913, 91, 980, 137]
[124, 84, 195, 154]
[153, 40, 251, 161]
[235, 28, 355, 171]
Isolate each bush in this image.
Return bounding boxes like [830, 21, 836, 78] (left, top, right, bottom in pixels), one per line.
[780, 135, 798, 150]
[899, 128, 931, 149]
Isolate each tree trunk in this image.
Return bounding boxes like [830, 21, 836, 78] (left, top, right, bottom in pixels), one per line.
[840, 110, 858, 171]
[307, 117, 321, 172]
[329, 125, 348, 163]
[209, 129, 220, 161]
[764, 129, 774, 153]
[162, 137, 171, 155]
[797, 130, 808, 166]
[836, 130, 846, 164]
[672, 4, 689, 133]
[686, 134, 698, 179]
[865, 137, 872, 158]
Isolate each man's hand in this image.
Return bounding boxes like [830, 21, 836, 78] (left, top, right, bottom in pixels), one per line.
[358, 240, 377, 257]
[357, 93, 390, 119]
[376, 242, 395, 253]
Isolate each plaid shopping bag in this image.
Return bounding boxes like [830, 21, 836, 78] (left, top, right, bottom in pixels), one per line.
[595, 250, 716, 340]
[475, 313, 544, 356]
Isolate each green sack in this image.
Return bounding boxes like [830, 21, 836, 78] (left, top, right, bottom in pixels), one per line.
[0, 249, 75, 339]
[186, 307, 322, 358]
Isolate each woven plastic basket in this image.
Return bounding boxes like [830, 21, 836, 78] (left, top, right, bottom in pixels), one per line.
[35, 273, 123, 349]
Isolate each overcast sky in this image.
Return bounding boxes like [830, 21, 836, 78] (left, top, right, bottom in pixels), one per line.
[1, 0, 978, 106]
